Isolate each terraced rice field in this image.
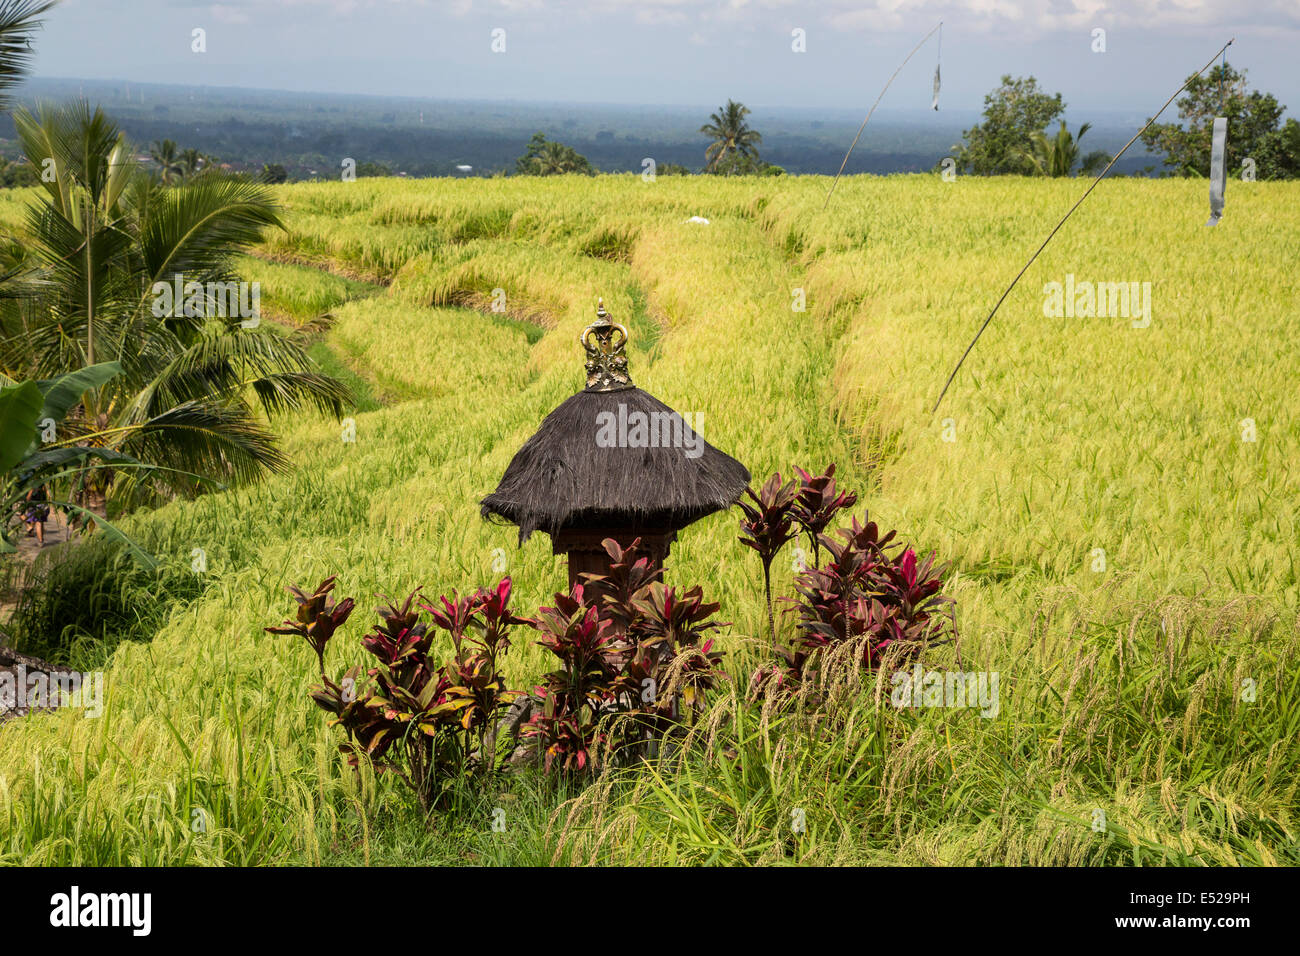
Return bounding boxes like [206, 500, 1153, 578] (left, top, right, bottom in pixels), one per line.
[1, 173, 1297, 865]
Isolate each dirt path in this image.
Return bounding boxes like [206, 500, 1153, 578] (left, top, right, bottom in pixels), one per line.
[11, 509, 73, 561]
[0, 509, 76, 621]
[0, 513, 78, 721]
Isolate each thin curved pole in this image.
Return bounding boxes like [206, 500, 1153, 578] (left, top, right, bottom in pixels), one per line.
[824, 21, 943, 210]
[931, 37, 1235, 414]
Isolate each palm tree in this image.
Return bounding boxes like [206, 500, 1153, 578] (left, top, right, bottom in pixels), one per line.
[514, 133, 592, 175]
[2, 103, 349, 506]
[1022, 121, 1101, 177]
[0, 1, 55, 335]
[535, 140, 592, 175]
[149, 138, 184, 184]
[700, 100, 762, 173]
[0, 0, 55, 111]
[179, 147, 206, 179]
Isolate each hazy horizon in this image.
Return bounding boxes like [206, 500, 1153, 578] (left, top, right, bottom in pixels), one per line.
[8, 75, 1168, 176]
[25, 1, 1300, 116]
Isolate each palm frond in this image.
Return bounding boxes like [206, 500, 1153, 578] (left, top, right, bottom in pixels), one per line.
[116, 399, 289, 497]
[14, 101, 128, 212]
[0, 0, 55, 110]
[135, 173, 283, 306]
[120, 327, 350, 419]
[248, 370, 350, 418]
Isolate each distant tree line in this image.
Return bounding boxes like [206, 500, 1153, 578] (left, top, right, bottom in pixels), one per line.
[1141, 64, 1300, 179]
[951, 71, 1300, 180]
[949, 76, 1107, 177]
[511, 100, 785, 177]
[4, 74, 1296, 185]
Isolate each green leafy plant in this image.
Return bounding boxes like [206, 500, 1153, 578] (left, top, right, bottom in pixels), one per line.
[1019, 121, 1109, 177]
[2, 102, 349, 510]
[3, 533, 203, 667]
[1141, 64, 1300, 180]
[0, 362, 163, 564]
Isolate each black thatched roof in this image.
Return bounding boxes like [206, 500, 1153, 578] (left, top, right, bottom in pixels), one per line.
[481, 386, 750, 544]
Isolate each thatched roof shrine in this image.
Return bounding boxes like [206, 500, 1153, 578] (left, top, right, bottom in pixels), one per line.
[481, 299, 750, 587]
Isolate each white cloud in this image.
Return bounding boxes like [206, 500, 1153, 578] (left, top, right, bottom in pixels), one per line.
[822, 0, 1297, 34]
[198, 0, 1300, 35]
[464, 0, 1298, 34]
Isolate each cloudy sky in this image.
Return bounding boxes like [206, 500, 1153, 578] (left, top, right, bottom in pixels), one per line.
[26, 0, 1300, 113]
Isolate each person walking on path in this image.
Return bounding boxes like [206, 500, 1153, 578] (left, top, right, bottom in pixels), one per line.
[21, 484, 50, 547]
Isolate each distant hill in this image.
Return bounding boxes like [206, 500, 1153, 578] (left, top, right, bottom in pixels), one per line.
[1, 78, 1162, 179]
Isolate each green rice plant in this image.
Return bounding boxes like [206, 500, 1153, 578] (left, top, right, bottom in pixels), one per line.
[4, 535, 203, 669]
[234, 255, 378, 325]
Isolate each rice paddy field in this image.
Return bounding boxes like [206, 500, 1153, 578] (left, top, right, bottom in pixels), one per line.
[1, 172, 1298, 866]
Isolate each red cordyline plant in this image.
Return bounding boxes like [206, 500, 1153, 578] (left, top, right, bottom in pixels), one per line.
[594, 538, 725, 725]
[527, 584, 618, 773]
[741, 466, 955, 696]
[785, 517, 951, 675]
[790, 463, 858, 569]
[265, 576, 356, 680]
[269, 555, 728, 788]
[266, 576, 526, 811]
[426, 578, 525, 742]
[629, 580, 725, 716]
[738, 472, 799, 653]
[526, 538, 727, 773]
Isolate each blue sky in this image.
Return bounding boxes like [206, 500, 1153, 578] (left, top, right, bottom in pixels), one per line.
[25, 0, 1300, 114]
